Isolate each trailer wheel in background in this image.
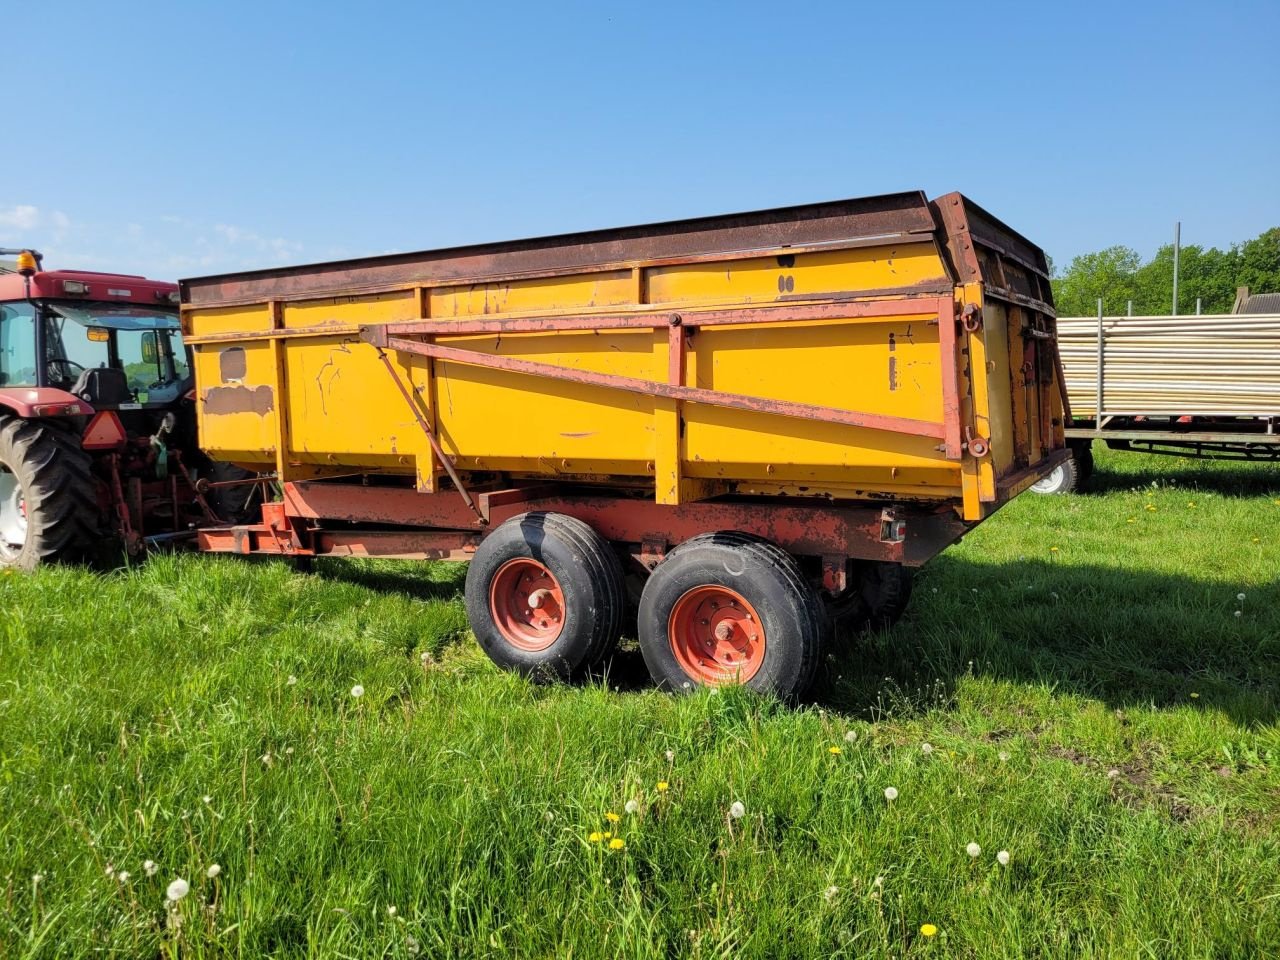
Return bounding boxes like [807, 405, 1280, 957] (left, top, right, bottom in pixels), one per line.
[465, 512, 624, 681]
[1030, 445, 1091, 495]
[636, 532, 823, 700]
[825, 561, 914, 640]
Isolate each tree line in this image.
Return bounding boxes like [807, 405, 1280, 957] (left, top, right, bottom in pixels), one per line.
[1050, 226, 1280, 317]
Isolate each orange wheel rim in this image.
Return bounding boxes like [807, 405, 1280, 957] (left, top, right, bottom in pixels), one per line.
[668, 585, 765, 684]
[489, 558, 566, 652]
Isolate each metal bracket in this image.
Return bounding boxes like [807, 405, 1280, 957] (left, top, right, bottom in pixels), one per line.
[960, 303, 983, 333]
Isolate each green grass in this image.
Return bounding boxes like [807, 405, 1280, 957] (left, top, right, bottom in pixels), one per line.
[1, 445, 1278, 958]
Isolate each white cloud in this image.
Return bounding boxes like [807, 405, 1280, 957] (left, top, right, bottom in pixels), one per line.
[0, 204, 41, 231]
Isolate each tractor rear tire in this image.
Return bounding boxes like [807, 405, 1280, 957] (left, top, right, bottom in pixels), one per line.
[0, 415, 101, 571]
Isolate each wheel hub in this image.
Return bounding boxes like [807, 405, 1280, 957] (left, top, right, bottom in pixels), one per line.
[0, 464, 28, 559]
[668, 585, 765, 684]
[1031, 464, 1065, 493]
[488, 558, 566, 651]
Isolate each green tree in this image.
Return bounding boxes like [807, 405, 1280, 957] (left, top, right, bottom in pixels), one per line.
[1052, 228, 1280, 316]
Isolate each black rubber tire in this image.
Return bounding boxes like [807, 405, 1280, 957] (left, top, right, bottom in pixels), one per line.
[1074, 444, 1095, 486]
[465, 512, 625, 681]
[0, 415, 101, 571]
[636, 532, 824, 701]
[825, 561, 914, 640]
[1030, 451, 1083, 495]
[206, 460, 260, 524]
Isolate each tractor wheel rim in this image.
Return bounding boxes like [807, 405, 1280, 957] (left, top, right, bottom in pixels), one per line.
[668, 585, 765, 684]
[0, 465, 27, 558]
[1031, 465, 1064, 492]
[488, 558, 566, 652]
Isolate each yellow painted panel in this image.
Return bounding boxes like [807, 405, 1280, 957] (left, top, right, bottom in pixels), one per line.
[193, 341, 280, 465]
[283, 291, 416, 329]
[429, 270, 635, 318]
[185, 304, 273, 338]
[690, 316, 944, 424]
[647, 243, 947, 306]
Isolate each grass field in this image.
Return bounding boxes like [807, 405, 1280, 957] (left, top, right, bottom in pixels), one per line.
[1, 445, 1277, 958]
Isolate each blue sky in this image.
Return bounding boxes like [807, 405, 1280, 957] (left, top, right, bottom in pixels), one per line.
[2, 0, 1276, 280]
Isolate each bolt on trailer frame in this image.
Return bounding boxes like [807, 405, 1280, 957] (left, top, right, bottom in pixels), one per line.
[181, 191, 1067, 696]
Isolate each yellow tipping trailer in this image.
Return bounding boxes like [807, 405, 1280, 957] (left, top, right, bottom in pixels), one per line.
[184, 191, 1067, 698]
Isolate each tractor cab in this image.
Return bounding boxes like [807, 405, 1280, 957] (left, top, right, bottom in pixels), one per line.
[0, 297, 189, 407]
[0, 249, 229, 570]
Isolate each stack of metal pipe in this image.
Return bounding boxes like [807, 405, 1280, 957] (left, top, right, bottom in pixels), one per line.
[1056, 313, 1280, 418]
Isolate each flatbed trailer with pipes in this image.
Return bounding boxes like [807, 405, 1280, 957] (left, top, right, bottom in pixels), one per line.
[1032, 311, 1280, 494]
[181, 191, 1067, 698]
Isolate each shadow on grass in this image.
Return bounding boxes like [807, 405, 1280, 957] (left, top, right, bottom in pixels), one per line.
[1082, 449, 1280, 498]
[311, 556, 467, 603]
[813, 555, 1278, 728]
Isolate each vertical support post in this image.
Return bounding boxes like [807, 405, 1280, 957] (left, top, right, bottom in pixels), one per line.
[1126, 299, 1133, 316]
[1095, 297, 1104, 425]
[268, 300, 291, 483]
[1196, 297, 1202, 316]
[655, 315, 685, 505]
[938, 296, 963, 460]
[1172, 221, 1181, 316]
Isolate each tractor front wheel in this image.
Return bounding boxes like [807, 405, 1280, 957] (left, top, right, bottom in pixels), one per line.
[0, 415, 101, 571]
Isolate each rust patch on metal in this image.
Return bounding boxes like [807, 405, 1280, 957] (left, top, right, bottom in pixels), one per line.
[219, 347, 247, 382]
[204, 385, 274, 415]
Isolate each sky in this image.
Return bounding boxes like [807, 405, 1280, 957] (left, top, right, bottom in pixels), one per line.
[2, 0, 1277, 281]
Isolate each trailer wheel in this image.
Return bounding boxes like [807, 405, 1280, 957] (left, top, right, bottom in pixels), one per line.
[636, 532, 823, 700]
[1030, 448, 1086, 495]
[465, 512, 624, 681]
[825, 561, 914, 640]
[0, 415, 101, 571]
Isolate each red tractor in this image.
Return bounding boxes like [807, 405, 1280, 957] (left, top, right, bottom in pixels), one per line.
[0, 248, 234, 570]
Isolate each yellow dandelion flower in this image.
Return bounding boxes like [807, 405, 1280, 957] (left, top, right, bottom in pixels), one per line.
[920, 923, 938, 937]
[1187, 502, 1197, 509]
[656, 781, 669, 792]
[588, 832, 603, 843]
[1049, 546, 1059, 553]
[1190, 692, 1200, 699]
[1126, 517, 1136, 524]
[608, 837, 625, 851]
[1252, 537, 1261, 543]
[603, 831, 612, 839]
[828, 746, 842, 755]
[605, 812, 620, 823]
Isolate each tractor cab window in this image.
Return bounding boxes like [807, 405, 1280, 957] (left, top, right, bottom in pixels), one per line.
[41, 302, 187, 402]
[0, 301, 39, 387]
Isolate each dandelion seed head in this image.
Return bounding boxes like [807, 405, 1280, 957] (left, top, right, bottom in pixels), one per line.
[206, 864, 221, 879]
[998, 751, 1010, 762]
[624, 800, 640, 815]
[387, 905, 397, 917]
[883, 787, 898, 801]
[664, 750, 675, 762]
[1234, 610, 1242, 618]
[997, 850, 1011, 866]
[1107, 768, 1120, 779]
[874, 875, 884, 887]
[844, 730, 857, 743]
[32, 873, 43, 884]
[166, 878, 190, 901]
[117, 870, 130, 883]
[285, 746, 294, 754]
[144, 860, 158, 877]
[350, 684, 365, 698]
[729, 801, 745, 819]
[823, 885, 839, 902]
[921, 742, 933, 755]
[966, 842, 981, 858]
[105, 864, 115, 876]
[286, 675, 297, 686]
[1237, 593, 1246, 601]
[202, 795, 212, 804]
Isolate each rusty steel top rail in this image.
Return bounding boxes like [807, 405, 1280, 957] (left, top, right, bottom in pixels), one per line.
[179, 191, 1055, 314]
